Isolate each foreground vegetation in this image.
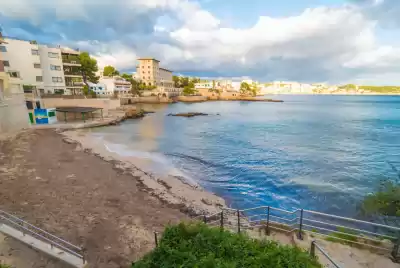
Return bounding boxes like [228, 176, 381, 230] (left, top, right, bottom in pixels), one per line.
[132, 223, 322, 268]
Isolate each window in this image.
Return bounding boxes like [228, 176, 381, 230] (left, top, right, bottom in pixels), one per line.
[36, 76, 43, 82]
[52, 77, 63, 83]
[48, 52, 59, 58]
[148, 66, 150, 68]
[31, 49, 39, 55]
[50, 65, 61, 71]
[34, 63, 41, 68]
[0, 46, 7, 52]
[8, 71, 20, 78]
[148, 71, 150, 74]
[1, 60, 9, 67]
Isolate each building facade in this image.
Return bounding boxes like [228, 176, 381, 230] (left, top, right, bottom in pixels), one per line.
[136, 58, 180, 97]
[98, 76, 131, 96]
[1, 37, 83, 96]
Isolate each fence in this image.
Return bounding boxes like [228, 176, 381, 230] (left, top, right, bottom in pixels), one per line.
[0, 209, 85, 264]
[154, 205, 400, 267]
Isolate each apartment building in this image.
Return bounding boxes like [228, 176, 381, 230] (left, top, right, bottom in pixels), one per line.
[136, 58, 180, 97]
[98, 76, 131, 96]
[0, 38, 44, 93]
[61, 48, 84, 95]
[0, 37, 83, 96]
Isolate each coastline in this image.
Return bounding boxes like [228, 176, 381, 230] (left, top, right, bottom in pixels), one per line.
[62, 130, 227, 217]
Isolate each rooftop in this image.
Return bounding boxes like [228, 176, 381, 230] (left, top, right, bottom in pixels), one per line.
[138, 58, 160, 62]
[159, 67, 172, 73]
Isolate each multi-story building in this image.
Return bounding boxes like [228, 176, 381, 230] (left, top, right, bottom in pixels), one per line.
[98, 76, 131, 96]
[1, 38, 44, 94]
[39, 45, 66, 94]
[0, 37, 83, 96]
[136, 58, 180, 97]
[61, 48, 84, 95]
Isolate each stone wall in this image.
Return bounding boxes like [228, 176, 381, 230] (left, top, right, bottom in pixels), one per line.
[176, 96, 208, 102]
[120, 96, 172, 104]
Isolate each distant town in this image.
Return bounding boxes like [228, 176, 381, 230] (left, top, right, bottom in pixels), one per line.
[1, 35, 400, 108]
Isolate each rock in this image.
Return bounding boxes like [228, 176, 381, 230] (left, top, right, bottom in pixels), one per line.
[168, 112, 208, 117]
[201, 198, 213, 205]
[125, 108, 145, 119]
[62, 137, 77, 144]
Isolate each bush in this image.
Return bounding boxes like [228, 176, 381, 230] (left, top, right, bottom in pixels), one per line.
[132, 223, 322, 268]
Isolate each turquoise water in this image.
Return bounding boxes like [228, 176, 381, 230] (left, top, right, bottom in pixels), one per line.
[91, 95, 400, 218]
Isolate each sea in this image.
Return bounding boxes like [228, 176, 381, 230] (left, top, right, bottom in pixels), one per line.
[87, 95, 400, 218]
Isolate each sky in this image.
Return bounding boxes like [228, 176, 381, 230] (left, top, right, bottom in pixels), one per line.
[1, 0, 400, 85]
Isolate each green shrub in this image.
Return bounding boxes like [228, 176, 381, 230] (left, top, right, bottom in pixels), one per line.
[0, 264, 12, 268]
[132, 223, 322, 268]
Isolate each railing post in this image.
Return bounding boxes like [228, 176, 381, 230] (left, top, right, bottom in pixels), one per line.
[266, 206, 270, 236]
[154, 232, 158, 247]
[220, 211, 224, 230]
[237, 209, 240, 233]
[391, 235, 400, 263]
[203, 214, 207, 224]
[297, 209, 304, 240]
[310, 240, 316, 257]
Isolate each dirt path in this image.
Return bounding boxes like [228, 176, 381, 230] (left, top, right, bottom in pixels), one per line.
[0, 129, 188, 268]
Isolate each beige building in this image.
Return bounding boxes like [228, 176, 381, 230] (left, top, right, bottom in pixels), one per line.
[136, 58, 180, 97]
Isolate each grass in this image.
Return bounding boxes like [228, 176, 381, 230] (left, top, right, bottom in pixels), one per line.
[0, 264, 12, 268]
[325, 227, 358, 244]
[132, 222, 322, 268]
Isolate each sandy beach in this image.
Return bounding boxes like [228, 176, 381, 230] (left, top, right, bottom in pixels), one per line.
[0, 128, 225, 267]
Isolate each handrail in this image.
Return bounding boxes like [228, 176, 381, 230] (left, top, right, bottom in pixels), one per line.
[304, 209, 400, 231]
[0, 209, 81, 250]
[0, 209, 84, 263]
[310, 240, 342, 268]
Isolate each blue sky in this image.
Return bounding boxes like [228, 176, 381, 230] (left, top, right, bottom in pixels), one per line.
[1, 0, 400, 84]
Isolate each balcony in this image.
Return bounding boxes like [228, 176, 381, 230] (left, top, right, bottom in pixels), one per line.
[62, 56, 81, 65]
[63, 66, 82, 76]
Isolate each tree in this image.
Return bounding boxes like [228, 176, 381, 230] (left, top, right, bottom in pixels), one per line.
[79, 52, 99, 86]
[173, 76, 181, 88]
[181, 77, 189, 88]
[121, 73, 133, 82]
[182, 86, 197, 96]
[103, 65, 119, 77]
[240, 82, 251, 95]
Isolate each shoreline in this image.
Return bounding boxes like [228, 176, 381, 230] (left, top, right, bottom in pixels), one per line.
[62, 130, 227, 217]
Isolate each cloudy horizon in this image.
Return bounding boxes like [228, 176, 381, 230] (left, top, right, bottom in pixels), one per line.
[1, 0, 400, 85]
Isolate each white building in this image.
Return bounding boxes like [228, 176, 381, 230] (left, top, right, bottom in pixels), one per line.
[98, 76, 131, 96]
[39, 45, 65, 94]
[194, 82, 213, 89]
[88, 82, 109, 96]
[0, 38, 44, 93]
[0, 37, 84, 95]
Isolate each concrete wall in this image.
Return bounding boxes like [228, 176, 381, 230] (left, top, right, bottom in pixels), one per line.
[0, 94, 30, 134]
[177, 96, 208, 102]
[120, 96, 172, 104]
[42, 98, 120, 116]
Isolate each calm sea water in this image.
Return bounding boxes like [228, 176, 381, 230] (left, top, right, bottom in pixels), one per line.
[89, 95, 400, 218]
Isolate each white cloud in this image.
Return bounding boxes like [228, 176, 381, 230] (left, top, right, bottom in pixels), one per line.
[1, 0, 400, 84]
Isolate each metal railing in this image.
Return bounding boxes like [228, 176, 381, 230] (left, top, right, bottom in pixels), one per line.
[310, 240, 342, 268]
[0, 209, 85, 264]
[174, 205, 400, 266]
